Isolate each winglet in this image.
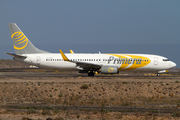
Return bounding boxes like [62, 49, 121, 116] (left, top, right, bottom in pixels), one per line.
[70, 50, 74, 54]
[59, 50, 70, 61]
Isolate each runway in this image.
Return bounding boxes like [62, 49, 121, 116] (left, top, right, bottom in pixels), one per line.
[0, 71, 179, 78]
[0, 68, 179, 77]
[0, 68, 179, 83]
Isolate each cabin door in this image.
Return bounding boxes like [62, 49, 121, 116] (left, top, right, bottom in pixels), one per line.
[36, 56, 41, 65]
[154, 57, 158, 65]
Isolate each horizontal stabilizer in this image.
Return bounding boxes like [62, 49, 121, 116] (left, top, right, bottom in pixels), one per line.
[5, 52, 27, 58]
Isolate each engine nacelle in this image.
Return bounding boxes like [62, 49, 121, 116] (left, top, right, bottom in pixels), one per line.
[101, 66, 119, 74]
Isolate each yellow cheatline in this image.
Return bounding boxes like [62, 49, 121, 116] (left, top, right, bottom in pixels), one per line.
[108, 54, 151, 71]
[59, 50, 70, 61]
[124, 54, 151, 71]
[144, 74, 147, 76]
[108, 74, 111, 75]
[166, 70, 169, 72]
[108, 54, 129, 70]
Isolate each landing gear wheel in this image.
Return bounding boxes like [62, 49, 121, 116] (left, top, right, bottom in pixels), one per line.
[88, 71, 95, 76]
[157, 73, 160, 76]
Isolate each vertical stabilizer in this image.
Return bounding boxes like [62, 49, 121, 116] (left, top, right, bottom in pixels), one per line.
[8, 23, 48, 54]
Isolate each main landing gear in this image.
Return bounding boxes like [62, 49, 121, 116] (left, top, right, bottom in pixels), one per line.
[88, 71, 95, 76]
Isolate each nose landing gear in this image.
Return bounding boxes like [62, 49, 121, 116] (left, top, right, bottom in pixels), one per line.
[157, 73, 160, 76]
[88, 71, 95, 76]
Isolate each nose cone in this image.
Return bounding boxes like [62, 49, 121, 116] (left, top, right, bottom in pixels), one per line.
[171, 61, 176, 68]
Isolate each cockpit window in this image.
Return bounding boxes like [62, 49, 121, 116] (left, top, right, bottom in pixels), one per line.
[163, 59, 169, 61]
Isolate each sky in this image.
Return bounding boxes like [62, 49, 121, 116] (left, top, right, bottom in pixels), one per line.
[1, 1, 180, 67]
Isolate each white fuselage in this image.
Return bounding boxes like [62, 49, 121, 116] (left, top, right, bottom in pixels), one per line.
[15, 53, 176, 72]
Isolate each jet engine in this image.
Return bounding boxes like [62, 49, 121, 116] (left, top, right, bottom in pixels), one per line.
[101, 66, 119, 74]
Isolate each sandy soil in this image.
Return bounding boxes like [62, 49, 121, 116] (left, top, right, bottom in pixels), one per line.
[0, 75, 180, 119]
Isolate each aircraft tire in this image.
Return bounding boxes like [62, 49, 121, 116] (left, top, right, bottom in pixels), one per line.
[157, 73, 160, 76]
[88, 72, 95, 76]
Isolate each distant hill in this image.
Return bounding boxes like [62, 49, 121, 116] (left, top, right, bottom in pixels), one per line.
[0, 59, 30, 69]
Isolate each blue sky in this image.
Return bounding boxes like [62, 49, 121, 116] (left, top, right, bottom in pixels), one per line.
[1, 1, 180, 67]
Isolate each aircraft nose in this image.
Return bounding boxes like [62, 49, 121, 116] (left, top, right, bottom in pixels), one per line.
[171, 61, 176, 68]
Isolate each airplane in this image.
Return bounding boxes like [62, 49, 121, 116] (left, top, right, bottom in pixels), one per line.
[6, 23, 176, 76]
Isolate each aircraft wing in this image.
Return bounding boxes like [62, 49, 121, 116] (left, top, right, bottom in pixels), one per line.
[59, 50, 101, 70]
[74, 61, 101, 69]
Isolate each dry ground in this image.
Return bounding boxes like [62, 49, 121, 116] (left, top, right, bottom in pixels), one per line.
[0, 75, 180, 119]
[0, 109, 179, 120]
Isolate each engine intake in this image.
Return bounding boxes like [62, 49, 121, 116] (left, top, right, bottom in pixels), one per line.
[101, 66, 119, 74]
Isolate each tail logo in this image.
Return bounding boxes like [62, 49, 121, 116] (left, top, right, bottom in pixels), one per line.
[11, 31, 28, 50]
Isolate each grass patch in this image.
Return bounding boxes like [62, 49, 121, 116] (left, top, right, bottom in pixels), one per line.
[80, 84, 88, 89]
[59, 94, 63, 97]
[27, 108, 36, 114]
